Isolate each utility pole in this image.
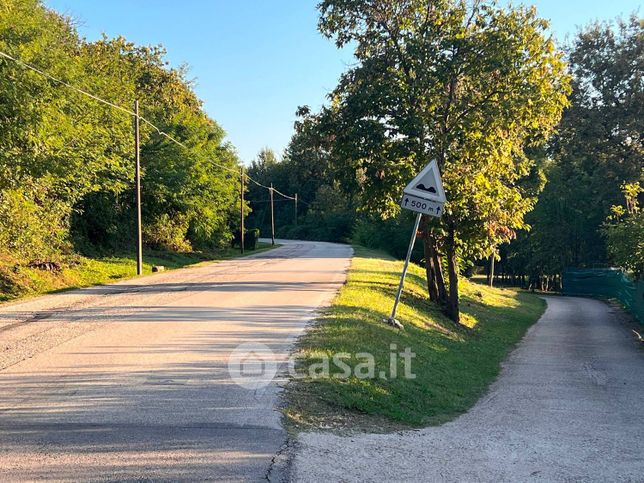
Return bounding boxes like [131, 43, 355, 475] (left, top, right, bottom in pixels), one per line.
[240, 166, 245, 254]
[294, 193, 298, 226]
[134, 100, 143, 276]
[270, 183, 275, 246]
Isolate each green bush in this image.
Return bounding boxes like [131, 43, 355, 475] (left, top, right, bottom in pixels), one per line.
[603, 211, 644, 278]
[0, 181, 72, 262]
[244, 228, 260, 250]
[1, 0, 240, 265]
[352, 214, 424, 261]
[143, 213, 192, 252]
[231, 228, 260, 250]
[281, 211, 354, 243]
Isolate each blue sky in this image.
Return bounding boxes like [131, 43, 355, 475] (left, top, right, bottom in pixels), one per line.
[44, 0, 640, 164]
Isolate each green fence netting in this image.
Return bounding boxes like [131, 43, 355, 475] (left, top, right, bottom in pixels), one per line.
[562, 268, 644, 324]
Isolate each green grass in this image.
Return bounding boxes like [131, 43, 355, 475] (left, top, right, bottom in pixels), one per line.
[285, 246, 546, 431]
[0, 242, 274, 303]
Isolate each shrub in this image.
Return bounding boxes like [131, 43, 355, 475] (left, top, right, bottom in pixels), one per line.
[244, 228, 260, 250]
[603, 211, 644, 278]
[143, 213, 192, 252]
[0, 181, 72, 262]
[232, 228, 261, 250]
[352, 214, 423, 261]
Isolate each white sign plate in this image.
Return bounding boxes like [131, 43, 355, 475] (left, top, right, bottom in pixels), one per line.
[400, 193, 444, 217]
[403, 160, 446, 203]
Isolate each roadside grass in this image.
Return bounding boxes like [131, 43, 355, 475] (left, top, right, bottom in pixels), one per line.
[284, 246, 545, 431]
[0, 242, 274, 303]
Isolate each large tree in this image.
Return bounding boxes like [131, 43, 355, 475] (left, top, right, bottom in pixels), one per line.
[525, 15, 643, 273]
[316, 0, 570, 321]
[0, 0, 241, 258]
[500, 14, 643, 285]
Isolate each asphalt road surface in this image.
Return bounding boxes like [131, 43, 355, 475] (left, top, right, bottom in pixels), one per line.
[293, 296, 644, 482]
[0, 240, 352, 481]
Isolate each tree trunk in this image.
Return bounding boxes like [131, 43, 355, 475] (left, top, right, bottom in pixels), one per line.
[432, 248, 448, 303]
[445, 227, 460, 323]
[487, 255, 494, 287]
[421, 215, 447, 305]
[423, 233, 440, 302]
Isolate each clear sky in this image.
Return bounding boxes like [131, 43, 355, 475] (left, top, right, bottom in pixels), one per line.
[44, 0, 640, 164]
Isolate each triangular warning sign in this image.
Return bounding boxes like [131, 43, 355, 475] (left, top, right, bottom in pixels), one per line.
[403, 160, 446, 203]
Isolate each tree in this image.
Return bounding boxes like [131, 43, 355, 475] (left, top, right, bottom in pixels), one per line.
[505, 14, 643, 280]
[246, 148, 300, 238]
[316, 0, 570, 321]
[602, 179, 644, 278]
[552, 16, 642, 264]
[283, 106, 337, 212]
[0, 0, 242, 261]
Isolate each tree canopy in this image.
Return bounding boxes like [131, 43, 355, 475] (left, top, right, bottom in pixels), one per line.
[312, 0, 571, 321]
[502, 15, 643, 282]
[0, 0, 242, 261]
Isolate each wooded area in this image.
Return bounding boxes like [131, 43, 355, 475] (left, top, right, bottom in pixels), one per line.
[0, 0, 244, 295]
[0, 0, 642, 324]
[248, 2, 642, 323]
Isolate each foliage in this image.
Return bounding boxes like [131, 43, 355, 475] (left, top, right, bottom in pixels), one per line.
[231, 228, 261, 250]
[246, 148, 289, 236]
[284, 246, 546, 429]
[603, 213, 644, 278]
[0, 179, 72, 260]
[286, 183, 355, 242]
[504, 15, 643, 280]
[143, 213, 192, 252]
[244, 228, 260, 250]
[245, 145, 354, 243]
[602, 179, 644, 278]
[310, 0, 570, 321]
[352, 213, 422, 261]
[0, 0, 241, 271]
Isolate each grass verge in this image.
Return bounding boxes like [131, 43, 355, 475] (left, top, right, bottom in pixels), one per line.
[0, 242, 274, 303]
[284, 246, 546, 431]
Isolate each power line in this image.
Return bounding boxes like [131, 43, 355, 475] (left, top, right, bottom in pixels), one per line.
[0, 48, 302, 202]
[0, 49, 240, 177]
[272, 187, 296, 201]
[251, 198, 295, 203]
[0, 50, 135, 117]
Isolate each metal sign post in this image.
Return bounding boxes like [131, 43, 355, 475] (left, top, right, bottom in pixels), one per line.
[386, 160, 446, 329]
[385, 212, 422, 329]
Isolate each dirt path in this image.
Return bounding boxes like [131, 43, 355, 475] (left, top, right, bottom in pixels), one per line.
[292, 296, 644, 482]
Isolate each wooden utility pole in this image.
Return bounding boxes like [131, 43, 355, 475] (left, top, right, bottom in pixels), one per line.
[240, 166, 245, 254]
[294, 193, 298, 226]
[134, 100, 143, 276]
[270, 183, 275, 246]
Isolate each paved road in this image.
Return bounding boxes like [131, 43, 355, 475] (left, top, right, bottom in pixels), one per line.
[293, 296, 644, 482]
[0, 240, 352, 481]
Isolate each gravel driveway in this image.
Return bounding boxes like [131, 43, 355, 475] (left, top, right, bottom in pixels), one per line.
[292, 296, 644, 482]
